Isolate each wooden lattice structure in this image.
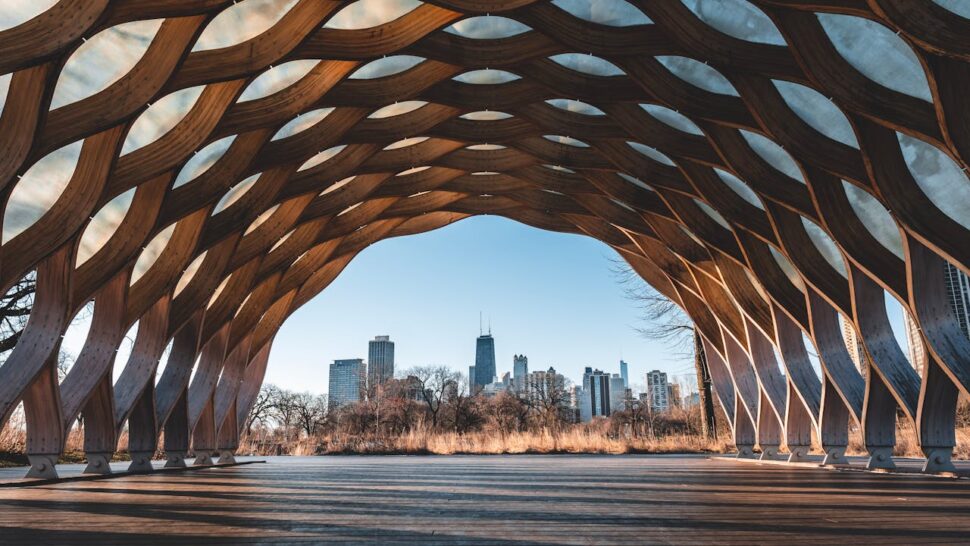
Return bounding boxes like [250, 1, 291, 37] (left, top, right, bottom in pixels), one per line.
[0, 0, 969, 478]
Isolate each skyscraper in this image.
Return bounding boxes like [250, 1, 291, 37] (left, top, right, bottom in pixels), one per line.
[513, 354, 528, 391]
[609, 374, 626, 413]
[328, 358, 365, 409]
[474, 333, 496, 391]
[619, 360, 629, 388]
[367, 335, 395, 391]
[646, 370, 670, 413]
[840, 315, 868, 379]
[468, 365, 476, 390]
[583, 367, 613, 417]
[903, 262, 970, 376]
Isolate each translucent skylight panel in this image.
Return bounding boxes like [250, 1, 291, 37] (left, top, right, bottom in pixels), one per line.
[452, 69, 521, 85]
[680, 0, 786, 45]
[816, 14, 933, 102]
[50, 20, 163, 109]
[325, 0, 423, 29]
[551, 0, 652, 26]
[368, 100, 427, 118]
[547, 99, 606, 116]
[349, 55, 425, 79]
[549, 53, 625, 76]
[3, 140, 82, 243]
[193, 0, 298, 51]
[173, 136, 236, 189]
[397, 166, 431, 176]
[715, 168, 764, 209]
[627, 141, 676, 166]
[131, 223, 176, 285]
[618, 172, 654, 191]
[773, 80, 858, 148]
[695, 199, 731, 230]
[213, 174, 261, 215]
[0, 0, 58, 31]
[467, 144, 506, 150]
[384, 136, 429, 150]
[897, 133, 970, 230]
[639, 104, 704, 135]
[460, 111, 513, 120]
[444, 16, 531, 39]
[656, 56, 739, 96]
[933, 0, 970, 18]
[842, 180, 903, 259]
[545, 135, 590, 147]
[271, 108, 335, 141]
[300, 145, 347, 172]
[122, 86, 205, 155]
[739, 130, 805, 183]
[174, 252, 208, 297]
[321, 176, 355, 195]
[244, 204, 279, 235]
[801, 217, 847, 277]
[238, 60, 319, 102]
[76, 189, 135, 266]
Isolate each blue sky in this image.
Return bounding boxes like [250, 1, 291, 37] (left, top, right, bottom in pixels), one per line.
[265, 215, 694, 394]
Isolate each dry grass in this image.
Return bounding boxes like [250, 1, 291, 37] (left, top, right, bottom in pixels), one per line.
[238, 425, 733, 456]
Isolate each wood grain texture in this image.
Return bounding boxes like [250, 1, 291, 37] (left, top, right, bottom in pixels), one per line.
[0, 0, 966, 474]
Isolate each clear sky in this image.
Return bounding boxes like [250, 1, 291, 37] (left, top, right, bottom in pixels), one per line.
[264, 215, 695, 395]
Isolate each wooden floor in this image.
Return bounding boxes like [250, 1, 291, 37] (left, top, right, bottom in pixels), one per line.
[1, 455, 970, 544]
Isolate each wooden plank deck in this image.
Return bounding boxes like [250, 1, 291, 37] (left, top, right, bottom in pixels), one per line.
[1, 454, 969, 544]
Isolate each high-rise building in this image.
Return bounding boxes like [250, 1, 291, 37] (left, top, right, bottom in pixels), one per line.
[501, 371, 511, 387]
[583, 367, 613, 417]
[645, 370, 669, 413]
[328, 358, 365, 409]
[946, 261, 970, 338]
[619, 360, 629, 388]
[523, 367, 566, 404]
[367, 335, 395, 391]
[903, 262, 970, 376]
[609, 374, 626, 413]
[474, 333, 496, 391]
[840, 315, 868, 379]
[513, 354, 528, 391]
[667, 383, 682, 409]
[468, 365, 476, 391]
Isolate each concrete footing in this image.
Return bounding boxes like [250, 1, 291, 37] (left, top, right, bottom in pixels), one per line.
[787, 445, 811, 463]
[193, 452, 215, 466]
[922, 448, 957, 474]
[217, 452, 237, 465]
[821, 446, 848, 466]
[25, 455, 58, 479]
[83, 453, 113, 475]
[736, 445, 755, 458]
[127, 452, 154, 473]
[866, 447, 896, 470]
[759, 444, 783, 461]
[164, 452, 188, 468]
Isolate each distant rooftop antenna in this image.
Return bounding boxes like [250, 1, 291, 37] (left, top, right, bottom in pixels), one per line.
[488, 315, 491, 335]
[479, 311, 483, 336]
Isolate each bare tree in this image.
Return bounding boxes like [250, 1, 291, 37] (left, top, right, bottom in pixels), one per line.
[293, 391, 328, 437]
[522, 374, 573, 431]
[406, 365, 460, 429]
[246, 384, 280, 434]
[270, 389, 300, 442]
[0, 272, 35, 356]
[611, 260, 694, 357]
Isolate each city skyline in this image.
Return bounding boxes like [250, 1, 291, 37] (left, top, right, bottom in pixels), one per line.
[263, 217, 690, 394]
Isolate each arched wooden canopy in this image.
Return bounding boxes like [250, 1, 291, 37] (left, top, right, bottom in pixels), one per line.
[0, 0, 969, 478]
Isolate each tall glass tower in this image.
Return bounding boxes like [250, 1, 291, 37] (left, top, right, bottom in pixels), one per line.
[474, 334, 496, 390]
[367, 335, 395, 391]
